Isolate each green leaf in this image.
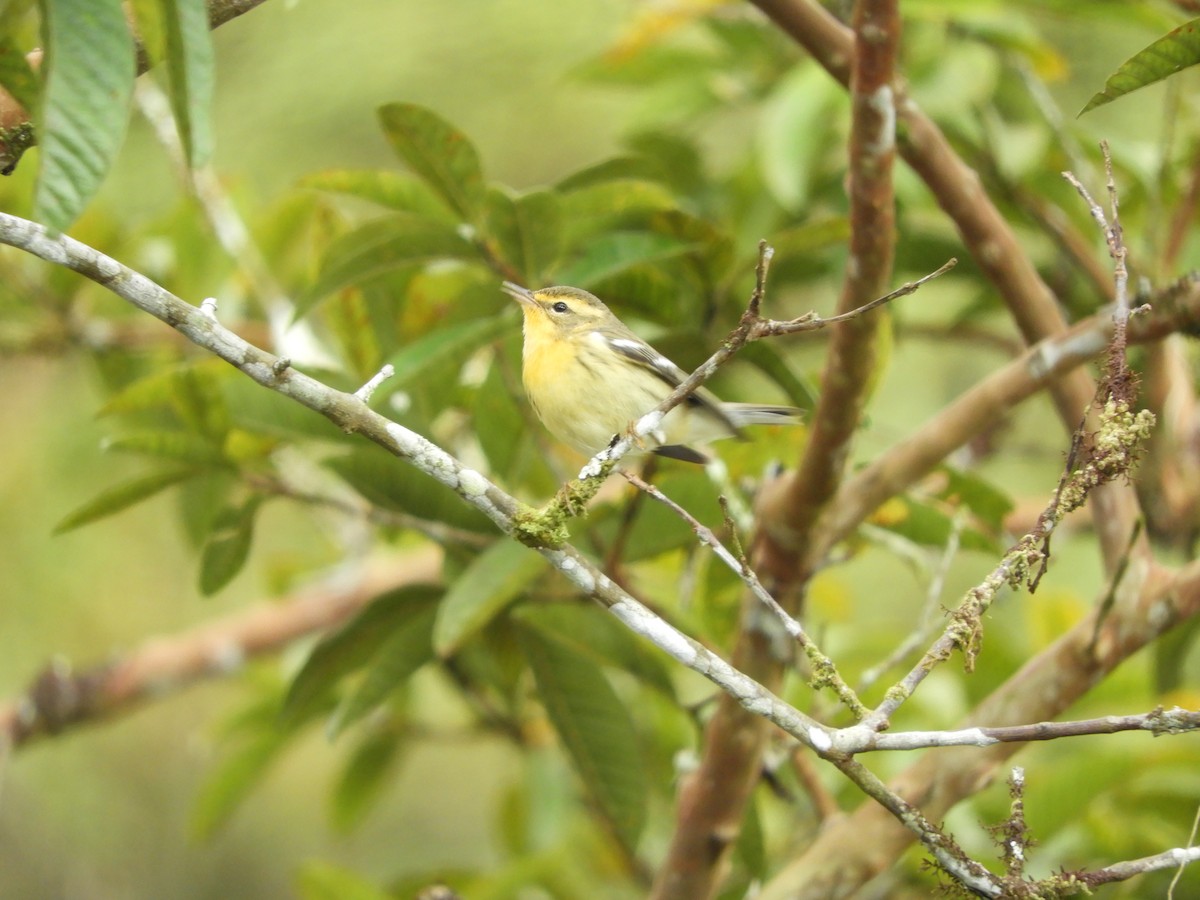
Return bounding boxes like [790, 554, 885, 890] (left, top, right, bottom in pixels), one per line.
[595, 469, 723, 563]
[555, 230, 697, 288]
[106, 430, 228, 466]
[767, 215, 853, 262]
[331, 725, 405, 833]
[758, 64, 844, 212]
[325, 447, 494, 534]
[191, 729, 289, 839]
[514, 604, 676, 700]
[299, 213, 475, 318]
[625, 130, 705, 195]
[225, 377, 357, 444]
[331, 602, 437, 734]
[736, 342, 819, 412]
[433, 540, 545, 657]
[1080, 18, 1200, 115]
[555, 155, 667, 191]
[177, 469, 238, 548]
[35, 0, 136, 231]
[198, 496, 262, 595]
[160, 0, 215, 167]
[0, 36, 39, 117]
[281, 587, 441, 726]
[736, 793, 767, 880]
[296, 862, 393, 900]
[301, 169, 458, 224]
[1154, 616, 1200, 694]
[558, 178, 679, 245]
[54, 467, 197, 534]
[938, 467, 1013, 533]
[873, 496, 997, 554]
[378, 102, 485, 221]
[383, 312, 509, 389]
[473, 351, 529, 479]
[518, 624, 647, 851]
[480, 186, 563, 285]
[100, 359, 229, 425]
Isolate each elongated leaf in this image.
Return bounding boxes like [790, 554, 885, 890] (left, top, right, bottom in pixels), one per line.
[225, 377, 357, 444]
[433, 540, 545, 656]
[160, 0, 215, 167]
[35, 0, 136, 230]
[54, 467, 197, 534]
[556, 156, 666, 191]
[559, 178, 678, 227]
[480, 187, 563, 285]
[177, 469, 237, 548]
[281, 587, 441, 726]
[378, 102, 485, 221]
[938, 467, 1013, 533]
[296, 862, 393, 900]
[1081, 18, 1200, 115]
[331, 725, 405, 832]
[100, 359, 229, 422]
[555, 230, 696, 288]
[106, 430, 228, 465]
[301, 169, 457, 224]
[325, 447, 494, 534]
[191, 729, 288, 839]
[298, 214, 475, 319]
[331, 603, 437, 734]
[758, 64, 844, 212]
[473, 352, 530, 479]
[384, 314, 508, 388]
[1155, 617, 1200, 694]
[0, 36, 38, 116]
[514, 604, 676, 700]
[518, 624, 647, 850]
[198, 496, 261, 595]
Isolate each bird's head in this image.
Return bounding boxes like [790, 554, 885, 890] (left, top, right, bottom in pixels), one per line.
[502, 283, 616, 338]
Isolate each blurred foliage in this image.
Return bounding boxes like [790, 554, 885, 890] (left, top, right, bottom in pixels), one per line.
[2, 1, 1200, 898]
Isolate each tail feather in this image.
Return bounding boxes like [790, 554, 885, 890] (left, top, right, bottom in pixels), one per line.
[722, 403, 804, 428]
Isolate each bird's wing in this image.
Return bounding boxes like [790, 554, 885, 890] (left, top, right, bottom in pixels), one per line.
[600, 333, 743, 437]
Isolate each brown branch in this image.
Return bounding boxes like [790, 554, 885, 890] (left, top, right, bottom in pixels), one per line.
[749, 0, 1141, 573]
[650, 3, 901, 897]
[0, 548, 441, 750]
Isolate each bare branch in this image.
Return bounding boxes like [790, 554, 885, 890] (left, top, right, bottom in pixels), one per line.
[0, 549, 441, 749]
[622, 472, 866, 717]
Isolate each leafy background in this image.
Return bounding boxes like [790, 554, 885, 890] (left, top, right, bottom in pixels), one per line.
[1, 0, 1200, 897]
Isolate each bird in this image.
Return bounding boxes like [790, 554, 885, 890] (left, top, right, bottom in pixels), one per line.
[502, 282, 802, 464]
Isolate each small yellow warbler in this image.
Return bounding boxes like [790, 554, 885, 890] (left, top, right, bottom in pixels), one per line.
[503, 282, 801, 463]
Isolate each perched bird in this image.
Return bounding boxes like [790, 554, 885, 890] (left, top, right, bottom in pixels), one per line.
[502, 282, 801, 464]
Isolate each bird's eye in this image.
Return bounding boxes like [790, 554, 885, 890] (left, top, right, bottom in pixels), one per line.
[551, 301, 569, 313]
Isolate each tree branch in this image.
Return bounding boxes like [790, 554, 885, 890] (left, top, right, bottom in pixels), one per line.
[0, 211, 839, 763]
[651, 2, 901, 895]
[0, 548, 441, 749]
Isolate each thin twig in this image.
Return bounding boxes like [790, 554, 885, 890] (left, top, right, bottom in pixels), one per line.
[858, 508, 965, 693]
[1168, 803, 1200, 899]
[621, 471, 867, 718]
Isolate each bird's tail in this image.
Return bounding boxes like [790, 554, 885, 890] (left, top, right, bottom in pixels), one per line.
[722, 403, 804, 428]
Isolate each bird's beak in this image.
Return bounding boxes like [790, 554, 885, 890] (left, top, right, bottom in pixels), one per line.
[501, 281, 536, 308]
